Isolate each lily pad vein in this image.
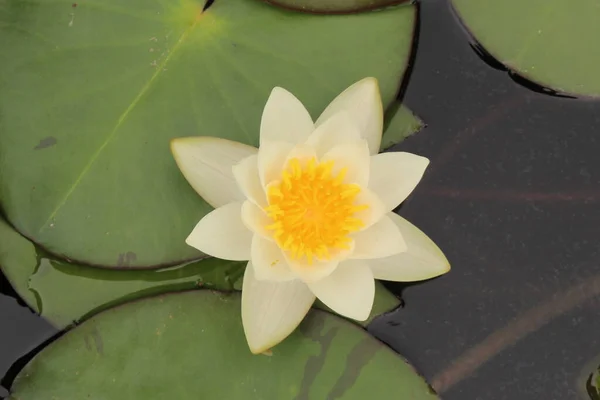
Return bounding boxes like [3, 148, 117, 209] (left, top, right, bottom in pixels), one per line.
[37, 14, 204, 233]
[201, 47, 254, 144]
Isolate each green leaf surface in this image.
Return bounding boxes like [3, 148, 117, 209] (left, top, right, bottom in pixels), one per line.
[0, 0, 416, 269]
[262, 0, 408, 13]
[9, 291, 437, 400]
[452, 0, 600, 97]
[381, 104, 424, 151]
[0, 217, 400, 328]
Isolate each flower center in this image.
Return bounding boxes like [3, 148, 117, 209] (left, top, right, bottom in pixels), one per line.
[265, 157, 368, 264]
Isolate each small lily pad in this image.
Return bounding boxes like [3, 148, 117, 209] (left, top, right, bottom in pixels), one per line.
[452, 0, 600, 97]
[8, 291, 437, 400]
[262, 0, 408, 14]
[0, 217, 400, 328]
[381, 104, 424, 151]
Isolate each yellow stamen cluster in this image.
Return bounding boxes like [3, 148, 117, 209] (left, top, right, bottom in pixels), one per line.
[265, 157, 368, 264]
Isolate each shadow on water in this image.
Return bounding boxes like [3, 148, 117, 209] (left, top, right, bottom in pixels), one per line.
[0, 274, 27, 310]
[0, 290, 57, 399]
[0, 331, 64, 399]
[469, 41, 576, 99]
[587, 365, 600, 400]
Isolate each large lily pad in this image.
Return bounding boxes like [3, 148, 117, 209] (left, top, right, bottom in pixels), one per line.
[452, 0, 600, 97]
[0, 217, 400, 328]
[262, 0, 408, 14]
[0, 0, 416, 268]
[8, 291, 437, 399]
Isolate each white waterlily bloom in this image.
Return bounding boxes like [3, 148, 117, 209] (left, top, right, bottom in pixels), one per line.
[171, 77, 450, 354]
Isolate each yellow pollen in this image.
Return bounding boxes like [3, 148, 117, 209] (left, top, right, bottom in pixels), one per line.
[265, 157, 368, 265]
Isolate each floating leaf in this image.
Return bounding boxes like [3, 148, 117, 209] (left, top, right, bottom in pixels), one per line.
[0, 0, 417, 268]
[452, 0, 600, 97]
[0, 218, 400, 328]
[9, 291, 437, 399]
[381, 104, 424, 151]
[262, 0, 408, 13]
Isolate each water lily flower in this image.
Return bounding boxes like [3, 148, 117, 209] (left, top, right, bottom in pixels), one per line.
[171, 78, 450, 354]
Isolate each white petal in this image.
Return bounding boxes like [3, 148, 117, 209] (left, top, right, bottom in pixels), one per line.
[307, 260, 374, 321]
[241, 201, 273, 240]
[242, 266, 315, 354]
[258, 140, 294, 188]
[250, 236, 295, 281]
[351, 214, 407, 259]
[185, 202, 251, 261]
[321, 140, 370, 187]
[315, 78, 383, 155]
[369, 213, 450, 282]
[260, 87, 314, 145]
[369, 152, 430, 212]
[353, 188, 386, 231]
[305, 111, 361, 157]
[171, 137, 257, 208]
[284, 240, 354, 283]
[286, 257, 340, 283]
[232, 154, 267, 208]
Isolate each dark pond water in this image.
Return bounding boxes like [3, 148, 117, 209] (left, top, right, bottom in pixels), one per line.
[1, 0, 600, 399]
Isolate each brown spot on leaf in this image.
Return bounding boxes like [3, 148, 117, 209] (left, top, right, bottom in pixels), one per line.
[34, 137, 57, 150]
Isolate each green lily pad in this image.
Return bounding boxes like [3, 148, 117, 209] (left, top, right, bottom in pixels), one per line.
[8, 291, 437, 399]
[381, 104, 423, 151]
[452, 0, 600, 97]
[262, 0, 408, 14]
[0, 217, 400, 328]
[0, 0, 417, 269]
